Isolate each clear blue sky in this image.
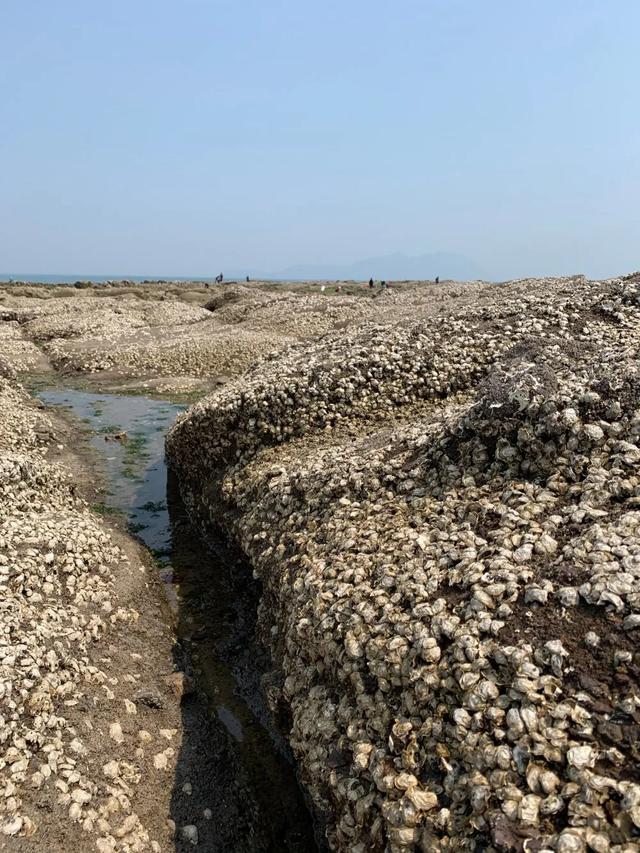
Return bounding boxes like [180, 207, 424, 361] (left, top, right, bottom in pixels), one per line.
[1, 0, 638, 279]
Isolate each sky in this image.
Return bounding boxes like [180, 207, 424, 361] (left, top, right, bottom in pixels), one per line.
[1, 0, 639, 280]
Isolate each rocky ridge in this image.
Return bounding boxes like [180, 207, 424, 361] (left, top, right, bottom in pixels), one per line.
[0, 280, 496, 384]
[166, 275, 640, 852]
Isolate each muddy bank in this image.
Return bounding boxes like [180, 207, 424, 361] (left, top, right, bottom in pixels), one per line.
[0, 375, 318, 851]
[166, 275, 640, 851]
[0, 371, 184, 850]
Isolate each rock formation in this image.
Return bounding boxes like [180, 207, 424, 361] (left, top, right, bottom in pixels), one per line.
[167, 275, 640, 852]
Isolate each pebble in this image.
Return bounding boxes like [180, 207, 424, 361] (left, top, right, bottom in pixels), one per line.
[181, 824, 199, 845]
[103, 760, 119, 779]
[108, 722, 124, 744]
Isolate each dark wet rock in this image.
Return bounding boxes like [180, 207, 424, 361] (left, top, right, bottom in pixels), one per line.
[133, 688, 166, 709]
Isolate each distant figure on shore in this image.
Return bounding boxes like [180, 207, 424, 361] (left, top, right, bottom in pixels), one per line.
[368, 277, 374, 288]
[335, 284, 342, 293]
[215, 273, 224, 284]
[246, 275, 250, 282]
[435, 276, 440, 284]
[380, 280, 387, 289]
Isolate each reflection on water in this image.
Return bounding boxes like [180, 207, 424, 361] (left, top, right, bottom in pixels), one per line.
[39, 389, 183, 565]
[38, 389, 319, 852]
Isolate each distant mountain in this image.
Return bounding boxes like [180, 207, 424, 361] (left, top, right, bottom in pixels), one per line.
[276, 252, 485, 281]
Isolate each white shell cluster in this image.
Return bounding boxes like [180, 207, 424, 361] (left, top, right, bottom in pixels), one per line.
[0, 278, 501, 382]
[168, 274, 640, 851]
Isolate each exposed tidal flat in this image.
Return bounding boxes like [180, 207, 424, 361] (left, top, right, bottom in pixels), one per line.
[1, 273, 639, 852]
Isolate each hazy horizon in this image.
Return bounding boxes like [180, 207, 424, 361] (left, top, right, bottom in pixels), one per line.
[2, 1, 639, 280]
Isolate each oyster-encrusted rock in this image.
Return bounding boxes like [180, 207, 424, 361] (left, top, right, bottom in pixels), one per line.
[167, 274, 640, 851]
